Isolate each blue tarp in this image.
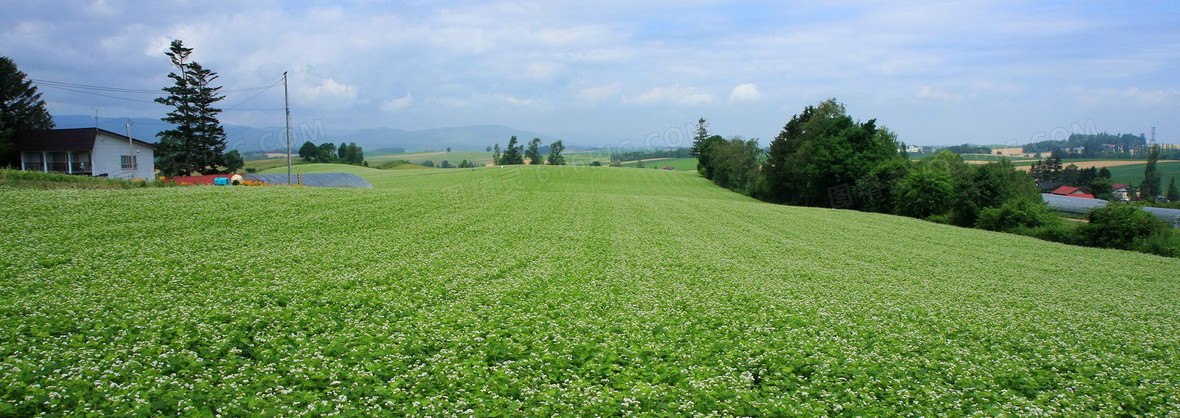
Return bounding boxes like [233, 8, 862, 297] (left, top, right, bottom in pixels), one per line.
[242, 173, 372, 189]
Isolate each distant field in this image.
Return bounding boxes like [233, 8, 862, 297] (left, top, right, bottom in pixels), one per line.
[362, 150, 613, 167]
[956, 153, 1038, 162]
[242, 157, 307, 172]
[5, 164, 1180, 415]
[621, 157, 698, 170]
[1104, 161, 1180, 186]
[366, 150, 493, 166]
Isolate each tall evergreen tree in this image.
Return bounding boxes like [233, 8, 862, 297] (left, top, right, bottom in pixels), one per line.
[492, 143, 502, 165]
[525, 137, 543, 165]
[690, 118, 708, 157]
[1167, 177, 1179, 203]
[154, 40, 228, 176]
[0, 56, 54, 167]
[1141, 145, 1162, 202]
[547, 140, 566, 165]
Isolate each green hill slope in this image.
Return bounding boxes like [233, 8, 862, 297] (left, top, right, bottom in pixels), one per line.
[3, 166, 1179, 415]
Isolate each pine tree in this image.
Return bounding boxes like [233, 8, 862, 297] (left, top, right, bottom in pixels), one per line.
[492, 143, 502, 165]
[690, 118, 708, 157]
[1166, 177, 1179, 203]
[0, 56, 54, 166]
[154, 40, 228, 176]
[1141, 145, 1162, 202]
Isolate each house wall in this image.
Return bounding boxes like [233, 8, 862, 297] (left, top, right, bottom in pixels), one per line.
[93, 132, 155, 181]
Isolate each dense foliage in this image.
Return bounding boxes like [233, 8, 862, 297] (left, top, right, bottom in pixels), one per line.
[695, 99, 1178, 257]
[525, 138, 543, 165]
[943, 143, 991, 154]
[757, 100, 900, 207]
[3, 166, 1179, 415]
[546, 140, 566, 166]
[1023, 132, 1148, 158]
[0, 56, 55, 167]
[297, 141, 365, 166]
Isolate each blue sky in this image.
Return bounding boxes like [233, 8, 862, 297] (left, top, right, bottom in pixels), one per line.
[2, 0, 1178, 148]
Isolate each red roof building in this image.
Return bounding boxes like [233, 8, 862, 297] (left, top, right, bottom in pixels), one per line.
[1050, 186, 1095, 199]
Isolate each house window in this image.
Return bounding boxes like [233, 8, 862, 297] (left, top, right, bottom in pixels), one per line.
[121, 155, 137, 170]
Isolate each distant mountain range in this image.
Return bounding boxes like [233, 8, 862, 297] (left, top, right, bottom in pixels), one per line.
[53, 115, 567, 154]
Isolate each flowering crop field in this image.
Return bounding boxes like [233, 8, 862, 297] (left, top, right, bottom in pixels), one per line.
[2, 165, 1180, 415]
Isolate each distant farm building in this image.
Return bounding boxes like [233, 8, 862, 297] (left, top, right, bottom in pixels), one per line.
[1050, 186, 1094, 199]
[12, 128, 155, 181]
[1112, 184, 1131, 201]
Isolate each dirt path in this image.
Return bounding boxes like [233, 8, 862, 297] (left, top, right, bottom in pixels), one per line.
[618, 157, 673, 165]
[1013, 160, 1179, 171]
[965, 159, 1179, 170]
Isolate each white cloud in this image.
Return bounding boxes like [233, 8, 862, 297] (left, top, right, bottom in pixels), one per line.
[84, 0, 119, 17]
[728, 83, 762, 103]
[380, 93, 413, 113]
[1096, 87, 1179, 105]
[524, 62, 562, 80]
[579, 83, 620, 101]
[505, 96, 532, 106]
[623, 85, 715, 106]
[302, 78, 358, 109]
[917, 86, 964, 102]
[144, 36, 173, 56]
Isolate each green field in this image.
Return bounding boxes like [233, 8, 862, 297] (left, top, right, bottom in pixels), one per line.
[621, 158, 699, 170]
[362, 149, 612, 168]
[243, 157, 308, 172]
[1103, 161, 1180, 186]
[365, 150, 493, 167]
[3, 165, 1180, 415]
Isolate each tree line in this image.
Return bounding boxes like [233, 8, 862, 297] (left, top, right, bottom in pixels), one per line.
[492, 136, 565, 166]
[297, 141, 365, 166]
[695, 99, 1180, 258]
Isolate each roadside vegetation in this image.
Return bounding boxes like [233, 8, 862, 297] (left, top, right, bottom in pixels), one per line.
[0, 169, 166, 189]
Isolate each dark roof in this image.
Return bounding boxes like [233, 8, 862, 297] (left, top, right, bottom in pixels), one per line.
[12, 128, 155, 152]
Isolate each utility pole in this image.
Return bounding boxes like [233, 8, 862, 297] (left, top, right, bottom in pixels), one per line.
[126, 119, 135, 180]
[92, 107, 102, 128]
[284, 71, 292, 185]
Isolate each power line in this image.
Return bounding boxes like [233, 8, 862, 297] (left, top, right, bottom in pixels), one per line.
[30, 77, 282, 100]
[223, 78, 284, 111]
[31, 79, 160, 94]
[39, 84, 158, 103]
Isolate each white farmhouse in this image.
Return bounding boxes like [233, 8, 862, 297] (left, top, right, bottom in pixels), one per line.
[13, 128, 155, 181]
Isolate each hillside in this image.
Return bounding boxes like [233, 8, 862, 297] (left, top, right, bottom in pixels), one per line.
[3, 165, 1179, 415]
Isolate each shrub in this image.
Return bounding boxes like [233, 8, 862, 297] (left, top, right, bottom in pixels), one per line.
[976, 199, 1061, 233]
[1079, 203, 1170, 251]
[1016, 223, 1081, 246]
[895, 167, 953, 219]
[1134, 231, 1180, 258]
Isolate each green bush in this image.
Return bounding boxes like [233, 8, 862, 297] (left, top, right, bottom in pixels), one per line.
[976, 199, 1061, 233]
[1134, 231, 1180, 258]
[1079, 204, 1171, 251]
[1016, 223, 1081, 246]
